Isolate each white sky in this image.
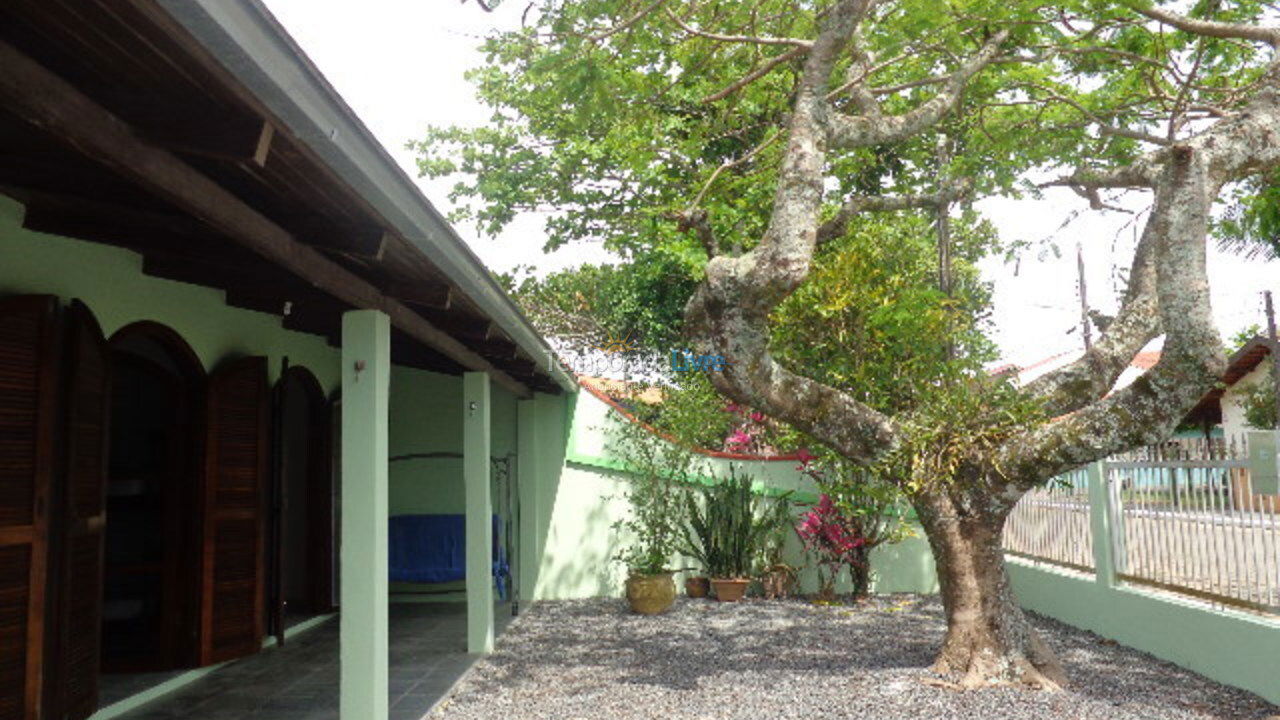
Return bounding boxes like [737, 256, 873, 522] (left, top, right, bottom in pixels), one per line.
[261, 0, 1280, 367]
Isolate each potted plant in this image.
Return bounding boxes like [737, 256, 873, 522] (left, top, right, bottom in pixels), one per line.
[610, 421, 689, 614]
[681, 468, 790, 602]
[759, 508, 800, 600]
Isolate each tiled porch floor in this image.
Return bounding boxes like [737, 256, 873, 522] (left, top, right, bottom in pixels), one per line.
[110, 603, 509, 720]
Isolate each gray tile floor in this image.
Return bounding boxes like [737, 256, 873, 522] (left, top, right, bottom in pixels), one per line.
[110, 603, 510, 720]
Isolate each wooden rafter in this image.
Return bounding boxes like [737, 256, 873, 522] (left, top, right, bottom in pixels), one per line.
[0, 38, 531, 396]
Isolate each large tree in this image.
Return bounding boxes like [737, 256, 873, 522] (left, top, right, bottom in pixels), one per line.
[419, 0, 1280, 688]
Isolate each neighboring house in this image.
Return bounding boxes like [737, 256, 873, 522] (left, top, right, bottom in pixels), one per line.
[1007, 348, 1163, 393]
[1183, 337, 1275, 436]
[0, 3, 577, 720]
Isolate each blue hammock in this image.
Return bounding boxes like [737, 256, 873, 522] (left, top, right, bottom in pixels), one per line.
[388, 514, 509, 600]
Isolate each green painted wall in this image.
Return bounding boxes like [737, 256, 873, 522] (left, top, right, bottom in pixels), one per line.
[530, 388, 939, 600]
[386, 364, 518, 601]
[0, 195, 340, 391]
[1009, 561, 1280, 705]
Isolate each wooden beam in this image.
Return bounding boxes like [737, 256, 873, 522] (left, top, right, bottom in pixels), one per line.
[121, 96, 275, 167]
[0, 39, 530, 397]
[19, 191, 218, 247]
[142, 254, 309, 294]
[386, 281, 452, 311]
[292, 221, 390, 260]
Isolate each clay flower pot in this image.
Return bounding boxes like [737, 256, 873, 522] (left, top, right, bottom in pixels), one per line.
[711, 577, 750, 602]
[625, 572, 676, 615]
[685, 576, 711, 598]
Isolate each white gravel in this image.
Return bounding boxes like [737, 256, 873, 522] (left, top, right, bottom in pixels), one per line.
[429, 595, 1278, 720]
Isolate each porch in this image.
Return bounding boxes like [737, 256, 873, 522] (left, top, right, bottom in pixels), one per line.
[101, 604, 514, 720]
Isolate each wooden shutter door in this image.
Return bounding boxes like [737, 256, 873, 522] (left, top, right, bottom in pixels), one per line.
[199, 357, 268, 665]
[46, 301, 109, 720]
[0, 296, 57, 720]
[307, 398, 335, 614]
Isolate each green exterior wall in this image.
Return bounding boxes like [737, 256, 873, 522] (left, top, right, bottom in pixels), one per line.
[1009, 561, 1280, 705]
[529, 388, 939, 601]
[0, 196, 340, 391]
[385, 364, 518, 601]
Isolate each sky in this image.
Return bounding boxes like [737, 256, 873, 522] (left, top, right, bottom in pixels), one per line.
[261, 0, 1280, 368]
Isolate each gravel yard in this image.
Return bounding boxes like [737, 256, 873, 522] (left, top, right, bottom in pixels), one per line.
[429, 596, 1278, 720]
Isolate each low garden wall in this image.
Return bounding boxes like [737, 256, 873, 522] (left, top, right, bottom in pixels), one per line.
[1009, 561, 1280, 705]
[529, 387, 938, 601]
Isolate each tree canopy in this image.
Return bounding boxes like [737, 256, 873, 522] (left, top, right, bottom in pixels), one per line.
[418, 0, 1280, 688]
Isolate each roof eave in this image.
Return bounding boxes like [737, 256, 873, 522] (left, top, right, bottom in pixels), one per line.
[157, 0, 576, 394]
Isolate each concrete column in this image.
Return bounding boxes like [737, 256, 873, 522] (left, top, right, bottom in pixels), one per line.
[464, 371, 494, 654]
[1086, 460, 1120, 587]
[339, 310, 390, 720]
[517, 398, 541, 604]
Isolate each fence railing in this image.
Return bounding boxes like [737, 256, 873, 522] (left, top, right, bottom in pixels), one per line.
[1003, 467, 1093, 572]
[1003, 432, 1280, 617]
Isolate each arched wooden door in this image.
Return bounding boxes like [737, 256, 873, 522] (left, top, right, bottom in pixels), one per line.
[103, 321, 206, 673]
[199, 356, 269, 665]
[0, 296, 57, 720]
[44, 301, 110, 720]
[266, 365, 334, 643]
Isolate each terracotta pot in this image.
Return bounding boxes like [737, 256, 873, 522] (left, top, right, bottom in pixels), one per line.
[685, 576, 710, 598]
[711, 577, 750, 602]
[761, 567, 797, 600]
[625, 572, 676, 615]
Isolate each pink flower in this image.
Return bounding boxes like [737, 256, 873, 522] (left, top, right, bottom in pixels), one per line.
[750, 411, 766, 423]
[722, 403, 741, 414]
[726, 429, 752, 448]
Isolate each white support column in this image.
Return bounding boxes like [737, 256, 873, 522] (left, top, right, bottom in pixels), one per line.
[464, 371, 494, 654]
[340, 310, 390, 720]
[517, 398, 541, 604]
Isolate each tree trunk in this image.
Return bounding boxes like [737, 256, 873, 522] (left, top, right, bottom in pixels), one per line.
[914, 486, 1066, 690]
[849, 544, 871, 598]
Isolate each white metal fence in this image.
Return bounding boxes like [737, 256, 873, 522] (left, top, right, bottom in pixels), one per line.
[1003, 433, 1280, 616]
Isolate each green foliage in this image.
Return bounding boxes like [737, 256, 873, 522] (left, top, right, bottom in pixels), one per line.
[1225, 325, 1277, 430]
[809, 465, 917, 551]
[1216, 174, 1280, 261]
[423, 0, 1280, 498]
[678, 468, 791, 579]
[1241, 379, 1277, 430]
[607, 415, 699, 575]
[773, 211, 1001, 416]
[876, 378, 1046, 494]
[511, 248, 699, 351]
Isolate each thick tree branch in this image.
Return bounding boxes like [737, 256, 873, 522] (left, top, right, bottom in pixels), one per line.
[828, 29, 1010, 149]
[1021, 214, 1161, 416]
[685, 0, 900, 463]
[816, 179, 974, 246]
[1133, 4, 1280, 47]
[672, 207, 718, 258]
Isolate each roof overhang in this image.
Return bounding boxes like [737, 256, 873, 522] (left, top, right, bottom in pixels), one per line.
[157, 0, 575, 394]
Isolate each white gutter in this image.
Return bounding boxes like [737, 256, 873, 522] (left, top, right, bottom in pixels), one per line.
[157, 0, 576, 394]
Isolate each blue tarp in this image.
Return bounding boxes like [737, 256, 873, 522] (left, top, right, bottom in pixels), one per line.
[388, 514, 509, 599]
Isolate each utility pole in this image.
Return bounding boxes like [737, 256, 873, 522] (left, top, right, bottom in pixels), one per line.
[936, 135, 954, 361]
[935, 136, 952, 298]
[1078, 243, 1092, 352]
[1265, 290, 1280, 429]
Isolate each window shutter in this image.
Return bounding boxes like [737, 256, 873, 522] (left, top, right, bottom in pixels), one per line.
[199, 357, 268, 665]
[45, 301, 109, 720]
[0, 296, 57, 720]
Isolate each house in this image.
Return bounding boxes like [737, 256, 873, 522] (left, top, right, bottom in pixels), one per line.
[0, 2, 577, 719]
[1183, 336, 1275, 436]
